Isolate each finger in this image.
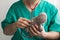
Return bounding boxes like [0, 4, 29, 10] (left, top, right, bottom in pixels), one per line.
[31, 25, 42, 37]
[22, 18, 31, 23]
[34, 24, 43, 32]
[31, 25, 40, 34]
[29, 30, 34, 36]
[17, 22, 27, 28]
[29, 27, 38, 36]
[19, 18, 31, 23]
[40, 25, 44, 31]
[18, 19, 30, 26]
[35, 24, 41, 32]
[25, 27, 29, 32]
[18, 18, 31, 25]
[35, 24, 39, 30]
[28, 28, 34, 36]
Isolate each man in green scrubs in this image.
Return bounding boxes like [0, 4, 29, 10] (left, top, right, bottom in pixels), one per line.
[1, 0, 60, 40]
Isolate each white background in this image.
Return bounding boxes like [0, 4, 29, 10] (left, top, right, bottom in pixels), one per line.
[0, 0, 60, 40]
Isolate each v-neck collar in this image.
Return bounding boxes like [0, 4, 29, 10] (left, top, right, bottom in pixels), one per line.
[21, 0, 44, 13]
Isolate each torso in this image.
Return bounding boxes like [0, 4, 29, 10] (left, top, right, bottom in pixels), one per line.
[11, 0, 58, 40]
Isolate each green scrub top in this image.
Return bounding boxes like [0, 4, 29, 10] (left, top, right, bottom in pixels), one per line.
[1, 0, 60, 40]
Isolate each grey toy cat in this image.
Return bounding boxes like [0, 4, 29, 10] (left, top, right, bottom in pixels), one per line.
[24, 12, 47, 37]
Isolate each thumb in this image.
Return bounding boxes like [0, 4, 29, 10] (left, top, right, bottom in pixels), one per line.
[39, 25, 45, 32]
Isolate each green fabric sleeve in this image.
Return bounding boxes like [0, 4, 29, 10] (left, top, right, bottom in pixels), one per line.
[1, 5, 15, 30]
[49, 6, 60, 32]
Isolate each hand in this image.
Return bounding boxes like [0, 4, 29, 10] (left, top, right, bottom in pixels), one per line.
[15, 17, 31, 29]
[29, 24, 47, 38]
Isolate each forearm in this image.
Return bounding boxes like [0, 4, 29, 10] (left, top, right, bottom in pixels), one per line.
[44, 32, 59, 40]
[4, 22, 17, 35]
